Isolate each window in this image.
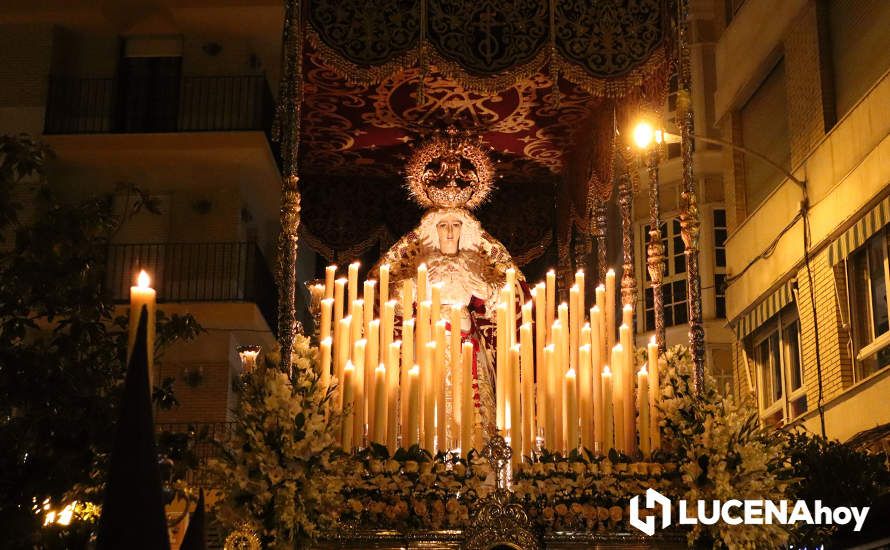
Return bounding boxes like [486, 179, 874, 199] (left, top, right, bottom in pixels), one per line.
[846, 228, 890, 381]
[643, 217, 687, 331]
[664, 74, 682, 159]
[751, 308, 806, 427]
[713, 209, 728, 318]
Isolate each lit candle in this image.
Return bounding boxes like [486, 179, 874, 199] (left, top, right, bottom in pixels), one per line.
[520, 323, 534, 458]
[522, 301, 533, 326]
[373, 364, 387, 444]
[336, 316, 352, 402]
[387, 340, 401, 453]
[348, 262, 360, 315]
[434, 320, 447, 450]
[578, 340, 592, 451]
[605, 269, 616, 353]
[450, 305, 462, 439]
[610, 343, 625, 452]
[543, 345, 556, 449]
[351, 300, 364, 352]
[333, 278, 347, 365]
[569, 285, 580, 369]
[619, 323, 636, 456]
[638, 365, 651, 456]
[341, 361, 355, 449]
[622, 303, 634, 329]
[648, 336, 661, 451]
[533, 283, 546, 388]
[546, 270, 556, 341]
[382, 300, 396, 360]
[496, 303, 507, 430]
[575, 270, 585, 321]
[551, 321, 564, 450]
[352, 339, 367, 445]
[129, 270, 157, 383]
[595, 284, 607, 363]
[417, 263, 428, 305]
[320, 298, 333, 343]
[400, 320, 415, 430]
[406, 365, 421, 447]
[417, 301, 431, 369]
[366, 320, 380, 437]
[509, 344, 521, 455]
[379, 263, 390, 308]
[423, 342, 436, 451]
[590, 305, 603, 450]
[557, 302, 569, 372]
[363, 280, 376, 333]
[565, 367, 578, 453]
[506, 269, 516, 346]
[401, 279, 415, 319]
[320, 337, 332, 391]
[460, 341, 475, 456]
[602, 365, 613, 452]
[324, 265, 337, 300]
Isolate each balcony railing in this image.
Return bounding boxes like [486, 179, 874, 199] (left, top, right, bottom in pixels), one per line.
[44, 74, 276, 135]
[155, 422, 235, 487]
[105, 242, 276, 332]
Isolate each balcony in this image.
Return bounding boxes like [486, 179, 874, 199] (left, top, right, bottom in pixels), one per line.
[105, 241, 277, 333]
[44, 74, 276, 136]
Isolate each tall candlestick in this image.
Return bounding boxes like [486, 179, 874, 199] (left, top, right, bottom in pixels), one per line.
[575, 270, 585, 321]
[578, 341, 592, 451]
[320, 298, 333, 343]
[401, 279, 414, 319]
[521, 301, 533, 326]
[595, 285, 607, 363]
[406, 365, 421, 447]
[423, 342, 436, 451]
[351, 300, 364, 352]
[417, 263, 428, 305]
[622, 303, 634, 329]
[520, 323, 534, 459]
[373, 364, 387, 444]
[546, 270, 556, 341]
[619, 323, 636, 456]
[129, 270, 157, 384]
[557, 302, 569, 371]
[610, 343, 625, 453]
[638, 365, 650, 456]
[387, 340, 401, 453]
[565, 367, 578, 452]
[602, 365, 613, 452]
[363, 280, 376, 330]
[324, 265, 337, 301]
[336, 316, 352, 402]
[506, 269, 517, 347]
[353, 339, 367, 445]
[551, 322, 564, 450]
[320, 337, 332, 391]
[460, 342, 475, 455]
[450, 305, 462, 440]
[348, 262, 360, 316]
[401, 320, 414, 431]
[648, 336, 661, 451]
[417, 301, 431, 370]
[341, 362, 356, 449]
[605, 269, 616, 353]
[430, 282, 442, 328]
[379, 263, 390, 308]
[382, 300, 396, 359]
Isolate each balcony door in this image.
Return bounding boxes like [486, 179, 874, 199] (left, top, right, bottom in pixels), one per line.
[117, 56, 181, 132]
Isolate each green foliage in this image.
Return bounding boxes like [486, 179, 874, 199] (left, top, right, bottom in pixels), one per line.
[782, 430, 890, 546]
[0, 135, 203, 548]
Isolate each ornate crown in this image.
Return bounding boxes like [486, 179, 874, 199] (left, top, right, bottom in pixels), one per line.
[405, 128, 495, 210]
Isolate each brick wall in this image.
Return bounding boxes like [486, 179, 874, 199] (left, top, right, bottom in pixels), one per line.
[155, 361, 233, 423]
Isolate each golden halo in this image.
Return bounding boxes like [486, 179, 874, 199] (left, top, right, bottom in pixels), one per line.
[405, 128, 495, 210]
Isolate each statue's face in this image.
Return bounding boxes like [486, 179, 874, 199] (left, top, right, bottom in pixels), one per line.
[436, 216, 462, 255]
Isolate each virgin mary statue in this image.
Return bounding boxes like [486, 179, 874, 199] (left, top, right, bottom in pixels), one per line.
[370, 129, 526, 439]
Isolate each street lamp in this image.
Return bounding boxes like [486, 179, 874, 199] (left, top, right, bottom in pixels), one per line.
[633, 117, 667, 353]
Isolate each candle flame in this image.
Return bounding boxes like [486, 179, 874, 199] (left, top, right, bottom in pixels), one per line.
[640, 365, 649, 375]
[136, 270, 151, 288]
[603, 365, 612, 376]
[650, 335, 657, 344]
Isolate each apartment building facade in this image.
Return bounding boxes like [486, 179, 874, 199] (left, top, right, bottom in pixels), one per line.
[717, 0, 890, 443]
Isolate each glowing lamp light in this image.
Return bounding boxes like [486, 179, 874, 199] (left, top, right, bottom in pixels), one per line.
[136, 269, 151, 288]
[237, 345, 262, 374]
[633, 121, 655, 149]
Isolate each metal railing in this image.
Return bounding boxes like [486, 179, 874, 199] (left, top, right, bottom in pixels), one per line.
[105, 241, 276, 332]
[44, 74, 275, 135]
[155, 421, 236, 487]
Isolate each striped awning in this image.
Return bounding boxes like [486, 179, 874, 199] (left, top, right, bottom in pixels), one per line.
[733, 280, 795, 340]
[828, 194, 890, 265]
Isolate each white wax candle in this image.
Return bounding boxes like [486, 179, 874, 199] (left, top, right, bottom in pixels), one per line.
[324, 265, 337, 301]
[605, 269, 616, 353]
[382, 300, 396, 359]
[423, 342, 436, 452]
[595, 285, 606, 363]
[460, 341, 475, 455]
[638, 365, 650, 456]
[352, 339, 367, 445]
[569, 285, 580, 370]
[387, 340, 401, 453]
[509, 345, 521, 455]
[336, 316, 352, 402]
[565, 367, 578, 453]
[546, 270, 556, 341]
[320, 337, 332, 391]
[341, 362, 355, 449]
[450, 305, 462, 439]
[434, 320, 447, 450]
[520, 323, 534, 459]
[366, 320, 380, 437]
[333, 278, 347, 368]
[320, 298, 333, 343]
[379, 263, 390, 308]
[578, 341, 592, 452]
[575, 270, 585, 320]
[543, 345, 556, 449]
[401, 279, 414, 319]
[622, 303, 634, 329]
[496, 303, 507, 430]
[522, 301, 533, 326]
[351, 300, 364, 351]
[400, 320, 415, 430]
[373, 364, 387, 444]
[590, 306, 603, 449]
[610, 343, 625, 453]
[602, 365, 613, 452]
[533, 283, 546, 390]
[619, 323, 636, 456]
[363, 280, 376, 332]
[348, 262, 360, 315]
[417, 263, 428, 304]
[648, 336, 661, 451]
[406, 365, 421, 447]
[430, 282, 442, 327]
[129, 270, 157, 383]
